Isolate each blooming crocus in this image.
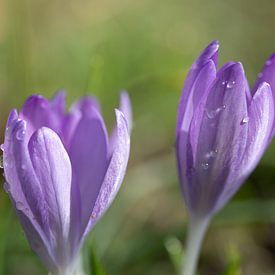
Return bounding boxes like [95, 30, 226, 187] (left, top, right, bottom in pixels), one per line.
[176, 41, 274, 275]
[3, 91, 132, 275]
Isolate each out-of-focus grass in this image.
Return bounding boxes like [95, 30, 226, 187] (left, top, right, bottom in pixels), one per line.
[1, 0, 275, 274]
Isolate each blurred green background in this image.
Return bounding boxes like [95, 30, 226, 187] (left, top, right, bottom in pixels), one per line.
[0, 0, 275, 274]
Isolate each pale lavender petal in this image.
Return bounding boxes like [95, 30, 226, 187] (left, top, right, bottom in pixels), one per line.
[176, 60, 216, 206]
[186, 63, 248, 215]
[109, 92, 133, 157]
[214, 82, 274, 212]
[71, 96, 101, 115]
[4, 114, 56, 269]
[253, 54, 275, 134]
[19, 94, 65, 140]
[85, 109, 130, 234]
[119, 91, 133, 131]
[177, 40, 219, 134]
[241, 82, 274, 174]
[68, 107, 108, 237]
[28, 127, 72, 266]
[51, 90, 66, 117]
[253, 54, 275, 94]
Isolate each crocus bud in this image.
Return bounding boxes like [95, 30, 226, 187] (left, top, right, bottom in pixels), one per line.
[3, 92, 132, 275]
[177, 40, 274, 219]
[176, 41, 274, 275]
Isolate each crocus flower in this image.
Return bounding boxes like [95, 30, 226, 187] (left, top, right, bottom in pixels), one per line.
[3, 91, 132, 275]
[176, 41, 274, 275]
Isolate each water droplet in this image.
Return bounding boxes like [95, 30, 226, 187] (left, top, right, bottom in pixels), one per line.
[266, 60, 272, 66]
[4, 157, 13, 169]
[21, 164, 26, 170]
[222, 81, 227, 86]
[258, 72, 263, 78]
[0, 144, 4, 152]
[201, 162, 209, 170]
[16, 201, 24, 211]
[91, 213, 97, 219]
[205, 149, 218, 159]
[205, 105, 226, 119]
[3, 182, 10, 193]
[226, 80, 236, 89]
[16, 129, 25, 140]
[241, 116, 249, 124]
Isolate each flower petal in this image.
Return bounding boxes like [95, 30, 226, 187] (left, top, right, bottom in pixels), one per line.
[109, 92, 133, 157]
[20, 94, 65, 140]
[119, 91, 133, 131]
[253, 54, 275, 135]
[4, 115, 56, 268]
[186, 63, 249, 215]
[176, 61, 216, 207]
[28, 127, 72, 264]
[241, 82, 274, 174]
[177, 40, 219, 133]
[68, 106, 108, 238]
[85, 109, 130, 234]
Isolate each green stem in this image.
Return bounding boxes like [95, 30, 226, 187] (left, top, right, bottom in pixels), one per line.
[181, 217, 210, 275]
[50, 255, 86, 275]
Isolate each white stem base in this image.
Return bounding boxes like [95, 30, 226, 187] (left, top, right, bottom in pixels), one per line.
[181, 217, 210, 275]
[49, 255, 86, 275]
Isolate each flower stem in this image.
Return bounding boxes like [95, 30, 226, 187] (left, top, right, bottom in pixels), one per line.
[50, 255, 86, 275]
[181, 217, 210, 275]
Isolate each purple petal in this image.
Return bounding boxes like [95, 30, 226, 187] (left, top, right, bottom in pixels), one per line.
[68, 106, 108, 238]
[19, 95, 65, 140]
[176, 61, 216, 206]
[119, 91, 133, 131]
[241, 82, 274, 174]
[214, 82, 274, 212]
[177, 40, 219, 134]
[85, 109, 130, 234]
[71, 96, 101, 115]
[28, 127, 72, 263]
[253, 54, 275, 94]
[109, 92, 133, 157]
[51, 90, 66, 117]
[186, 63, 249, 215]
[4, 115, 56, 268]
[253, 54, 275, 134]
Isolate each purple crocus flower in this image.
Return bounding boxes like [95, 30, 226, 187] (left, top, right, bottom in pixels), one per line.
[176, 41, 274, 275]
[3, 91, 132, 275]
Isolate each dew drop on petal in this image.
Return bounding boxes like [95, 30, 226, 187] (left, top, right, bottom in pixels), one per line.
[4, 157, 13, 169]
[206, 105, 226, 119]
[16, 201, 24, 211]
[201, 162, 209, 170]
[226, 80, 235, 89]
[205, 149, 218, 159]
[16, 129, 25, 141]
[222, 81, 227, 86]
[266, 60, 272, 66]
[241, 116, 249, 125]
[91, 213, 97, 219]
